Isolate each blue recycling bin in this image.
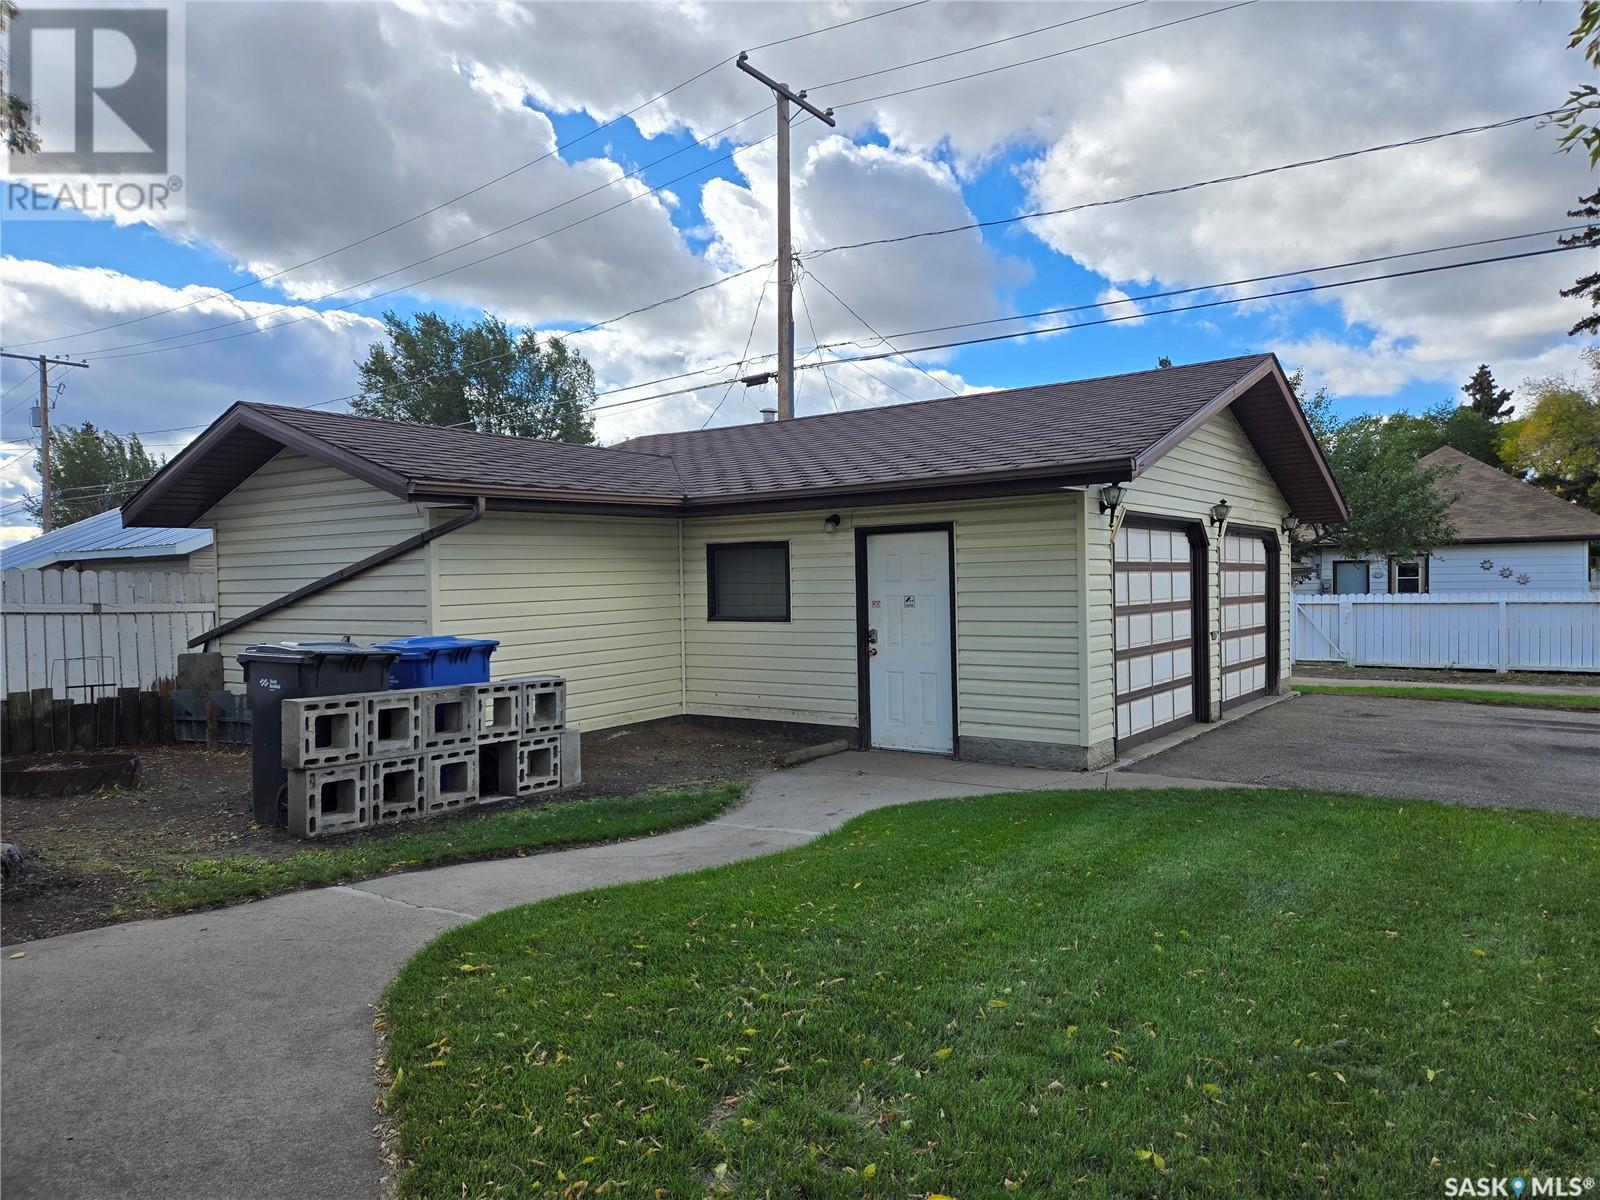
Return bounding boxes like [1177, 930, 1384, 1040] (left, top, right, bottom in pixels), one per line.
[372, 635, 499, 689]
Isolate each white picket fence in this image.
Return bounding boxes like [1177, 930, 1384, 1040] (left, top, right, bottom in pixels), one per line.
[1293, 592, 1600, 673]
[1, 568, 217, 698]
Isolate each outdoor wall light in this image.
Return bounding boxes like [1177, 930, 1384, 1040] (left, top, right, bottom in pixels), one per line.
[822, 513, 841, 534]
[1098, 483, 1126, 522]
[1282, 513, 1301, 534]
[1209, 499, 1232, 528]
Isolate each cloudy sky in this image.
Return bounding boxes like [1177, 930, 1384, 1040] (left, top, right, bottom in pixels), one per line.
[1, 0, 1594, 544]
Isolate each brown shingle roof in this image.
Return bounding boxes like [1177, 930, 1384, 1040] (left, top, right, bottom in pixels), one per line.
[618, 354, 1275, 497]
[124, 353, 1347, 525]
[1420, 445, 1600, 543]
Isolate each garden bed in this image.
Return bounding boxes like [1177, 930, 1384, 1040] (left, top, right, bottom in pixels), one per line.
[0, 716, 833, 943]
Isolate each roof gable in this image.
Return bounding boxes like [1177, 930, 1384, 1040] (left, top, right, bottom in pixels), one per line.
[1420, 445, 1600, 543]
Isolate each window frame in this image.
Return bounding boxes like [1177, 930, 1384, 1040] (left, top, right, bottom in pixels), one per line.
[1391, 558, 1426, 595]
[1331, 559, 1371, 595]
[706, 540, 792, 623]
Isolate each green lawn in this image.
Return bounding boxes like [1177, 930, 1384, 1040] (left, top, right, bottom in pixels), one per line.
[381, 788, 1600, 1199]
[141, 784, 743, 912]
[1294, 683, 1600, 713]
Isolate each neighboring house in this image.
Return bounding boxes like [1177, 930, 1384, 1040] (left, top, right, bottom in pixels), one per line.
[122, 353, 1346, 767]
[1299, 445, 1600, 594]
[0, 507, 216, 575]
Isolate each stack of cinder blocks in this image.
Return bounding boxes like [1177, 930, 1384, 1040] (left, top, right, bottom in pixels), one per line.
[281, 676, 578, 838]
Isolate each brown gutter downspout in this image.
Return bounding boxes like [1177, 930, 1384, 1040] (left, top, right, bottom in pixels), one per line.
[190, 497, 487, 650]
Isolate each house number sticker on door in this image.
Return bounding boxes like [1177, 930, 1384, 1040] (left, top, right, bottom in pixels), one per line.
[903, 595, 916, 608]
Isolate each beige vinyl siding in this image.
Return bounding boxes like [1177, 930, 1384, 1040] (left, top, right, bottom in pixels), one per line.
[683, 494, 1084, 745]
[1084, 410, 1292, 746]
[206, 450, 430, 685]
[429, 512, 682, 732]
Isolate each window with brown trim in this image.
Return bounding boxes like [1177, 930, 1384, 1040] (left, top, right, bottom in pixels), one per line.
[707, 542, 791, 621]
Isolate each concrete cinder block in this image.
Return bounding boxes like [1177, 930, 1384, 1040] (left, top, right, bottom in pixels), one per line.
[371, 756, 423, 824]
[559, 729, 581, 789]
[287, 763, 370, 838]
[421, 687, 476, 750]
[281, 696, 365, 769]
[474, 683, 521, 743]
[518, 733, 561, 795]
[366, 691, 422, 758]
[520, 678, 566, 734]
[475, 737, 520, 803]
[425, 747, 477, 813]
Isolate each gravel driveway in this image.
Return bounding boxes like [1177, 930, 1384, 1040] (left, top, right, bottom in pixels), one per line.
[1123, 693, 1600, 815]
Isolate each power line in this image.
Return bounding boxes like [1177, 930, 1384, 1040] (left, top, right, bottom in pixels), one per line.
[817, 226, 1590, 348]
[701, 267, 776, 428]
[795, 277, 840, 412]
[11, 0, 933, 352]
[809, 0, 1147, 90]
[803, 111, 1566, 261]
[827, 0, 1259, 110]
[800, 244, 1586, 370]
[800, 266, 960, 396]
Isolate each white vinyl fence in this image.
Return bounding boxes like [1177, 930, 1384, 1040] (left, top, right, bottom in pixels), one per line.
[1, 568, 217, 699]
[1293, 592, 1600, 673]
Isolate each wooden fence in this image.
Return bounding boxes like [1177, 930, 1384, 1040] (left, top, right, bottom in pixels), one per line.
[1293, 592, 1600, 673]
[1, 568, 216, 699]
[2, 686, 178, 755]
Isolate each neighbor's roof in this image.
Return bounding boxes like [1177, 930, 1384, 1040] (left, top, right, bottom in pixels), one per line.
[1420, 445, 1600, 543]
[0, 506, 214, 570]
[123, 354, 1347, 525]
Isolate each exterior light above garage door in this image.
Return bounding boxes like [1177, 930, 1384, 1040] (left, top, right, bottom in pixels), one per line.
[1209, 499, 1232, 528]
[1282, 513, 1301, 534]
[1098, 483, 1126, 522]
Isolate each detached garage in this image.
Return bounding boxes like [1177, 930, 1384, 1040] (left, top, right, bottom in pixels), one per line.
[123, 353, 1345, 768]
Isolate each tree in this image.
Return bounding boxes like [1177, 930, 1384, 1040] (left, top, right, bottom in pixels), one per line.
[1461, 364, 1513, 419]
[1558, 189, 1599, 338]
[1499, 349, 1600, 513]
[22, 424, 163, 528]
[1, 1, 42, 156]
[1553, 4, 1599, 336]
[353, 311, 597, 443]
[1288, 371, 1459, 559]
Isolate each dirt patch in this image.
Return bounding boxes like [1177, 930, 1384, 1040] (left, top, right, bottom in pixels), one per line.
[1293, 664, 1600, 689]
[0, 717, 836, 945]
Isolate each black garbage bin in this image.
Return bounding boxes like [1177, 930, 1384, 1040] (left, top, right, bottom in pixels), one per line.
[238, 642, 398, 825]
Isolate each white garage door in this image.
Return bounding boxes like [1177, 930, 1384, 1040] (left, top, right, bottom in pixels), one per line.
[1114, 523, 1198, 748]
[1220, 532, 1272, 707]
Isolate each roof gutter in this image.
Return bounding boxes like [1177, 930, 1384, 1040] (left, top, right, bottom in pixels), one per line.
[189, 497, 486, 650]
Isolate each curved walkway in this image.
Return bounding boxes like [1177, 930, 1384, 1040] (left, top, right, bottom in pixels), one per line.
[1, 752, 1229, 1200]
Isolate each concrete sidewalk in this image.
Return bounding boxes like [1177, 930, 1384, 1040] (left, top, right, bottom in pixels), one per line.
[0, 751, 1228, 1200]
[1289, 673, 1599, 697]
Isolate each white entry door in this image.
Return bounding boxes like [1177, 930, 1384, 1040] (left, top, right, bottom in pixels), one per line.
[865, 530, 953, 753]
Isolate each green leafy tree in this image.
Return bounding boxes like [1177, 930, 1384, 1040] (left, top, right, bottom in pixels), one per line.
[1, 2, 42, 157]
[353, 311, 597, 443]
[1288, 371, 1459, 559]
[22, 423, 163, 528]
[1499, 349, 1600, 513]
[1460, 364, 1513, 419]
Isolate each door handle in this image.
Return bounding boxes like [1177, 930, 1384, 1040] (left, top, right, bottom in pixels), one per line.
[866, 627, 879, 644]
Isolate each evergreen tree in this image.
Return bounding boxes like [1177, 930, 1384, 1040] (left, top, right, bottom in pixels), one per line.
[1461, 364, 1513, 419]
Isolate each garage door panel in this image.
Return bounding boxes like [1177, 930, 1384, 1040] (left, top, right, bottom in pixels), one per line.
[1220, 532, 1274, 709]
[1114, 521, 1201, 749]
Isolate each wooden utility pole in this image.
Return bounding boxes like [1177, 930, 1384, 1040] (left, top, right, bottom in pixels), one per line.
[1, 351, 90, 532]
[737, 53, 835, 420]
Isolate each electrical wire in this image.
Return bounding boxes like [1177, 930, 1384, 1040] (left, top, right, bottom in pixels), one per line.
[795, 277, 840, 412]
[700, 267, 776, 428]
[11, 0, 934, 351]
[800, 266, 960, 396]
[798, 244, 1586, 371]
[803, 112, 1568, 261]
[827, 0, 1259, 110]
